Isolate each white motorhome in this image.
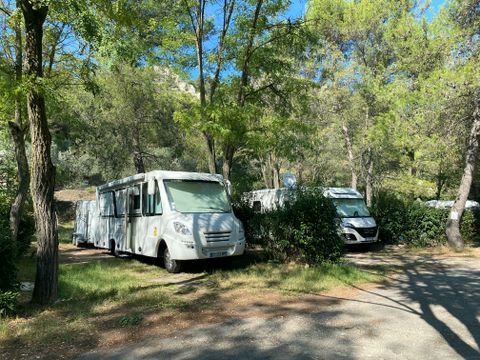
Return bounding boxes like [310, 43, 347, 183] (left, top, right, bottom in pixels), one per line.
[246, 187, 379, 245]
[323, 188, 379, 244]
[73, 170, 246, 272]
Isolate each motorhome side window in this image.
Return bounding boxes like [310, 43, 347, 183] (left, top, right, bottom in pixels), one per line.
[115, 189, 126, 216]
[253, 201, 262, 213]
[129, 185, 141, 214]
[99, 192, 114, 217]
[142, 181, 162, 215]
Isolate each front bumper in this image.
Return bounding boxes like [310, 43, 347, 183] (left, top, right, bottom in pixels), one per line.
[341, 228, 379, 245]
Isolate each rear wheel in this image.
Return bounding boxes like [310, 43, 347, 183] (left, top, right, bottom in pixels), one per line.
[164, 246, 182, 273]
[110, 240, 119, 257]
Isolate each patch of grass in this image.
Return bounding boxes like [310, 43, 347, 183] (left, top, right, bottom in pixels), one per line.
[2, 241, 382, 359]
[211, 261, 381, 294]
[58, 222, 74, 244]
[119, 314, 143, 327]
[1, 257, 188, 358]
[16, 248, 36, 282]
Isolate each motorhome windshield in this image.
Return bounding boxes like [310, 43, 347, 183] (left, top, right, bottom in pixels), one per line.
[164, 180, 231, 213]
[333, 198, 370, 218]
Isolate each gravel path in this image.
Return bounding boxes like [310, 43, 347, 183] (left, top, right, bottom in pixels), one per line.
[78, 253, 480, 360]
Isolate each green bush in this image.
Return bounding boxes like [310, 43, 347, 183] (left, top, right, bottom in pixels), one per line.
[371, 192, 479, 247]
[234, 188, 344, 264]
[0, 219, 17, 291]
[0, 190, 34, 258]
[0, 291, 18, 317]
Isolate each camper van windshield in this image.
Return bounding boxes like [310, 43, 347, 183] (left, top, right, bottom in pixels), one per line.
[333, 198, 370, 218]
[164, 180, 231, 213]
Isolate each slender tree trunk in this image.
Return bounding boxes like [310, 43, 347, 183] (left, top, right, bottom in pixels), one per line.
[365, 148, 373, 207]
[209, 0, 235, 103]
[204, 132, 216, 174]
[446, 100, 480, 251]
[342, 123, 357, 190]
[407, 149, 417, 176]
[222, 145, 235, 181]
[22, 0, 58, 305]
[189, 0, 218, 174]
[270, 153, 280, 189]
[237, 0, 263, 106]
[260, 157, 273, 188]
[9, 5, 30, 247]
[132, 126, 145, 173]
[435, 161, 446, 200]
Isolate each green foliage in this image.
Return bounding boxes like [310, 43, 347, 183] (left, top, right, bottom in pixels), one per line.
[119, 314, 143, 327]
[372, 192, 480, 247]
[0, 220, 17, 291]
[235, 188, 344, 264]
[0, 150, 34, 258]
[0, 291, 18, 317]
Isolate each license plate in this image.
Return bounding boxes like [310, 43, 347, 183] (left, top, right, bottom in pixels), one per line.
[209, 251, 228, 258]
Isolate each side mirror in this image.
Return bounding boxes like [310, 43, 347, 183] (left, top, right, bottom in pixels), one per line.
[147, 179, 155, 195]
[225, 180, 232, 197]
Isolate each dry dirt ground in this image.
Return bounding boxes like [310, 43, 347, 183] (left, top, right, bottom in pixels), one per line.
[66, 246, 480, 360]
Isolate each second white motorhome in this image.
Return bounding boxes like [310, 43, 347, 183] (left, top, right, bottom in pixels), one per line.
[73, 170, 246, 272]
[246, 187, 379, 245]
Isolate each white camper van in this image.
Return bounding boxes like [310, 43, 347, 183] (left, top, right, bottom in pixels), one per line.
[73, 170, 246, 272]
[246, 187, 379, 245]
[323, 188, 379, 244]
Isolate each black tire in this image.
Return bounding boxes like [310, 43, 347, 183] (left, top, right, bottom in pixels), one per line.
[164, 246, 182, 273]
[110, 240, 119, 257]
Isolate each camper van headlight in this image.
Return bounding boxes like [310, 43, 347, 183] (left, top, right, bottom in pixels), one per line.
[173, 222, 192, 235]
[342, 222, 355, 229]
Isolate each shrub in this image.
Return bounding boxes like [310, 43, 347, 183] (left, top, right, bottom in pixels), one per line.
[234, 188, 344, 264]
[0, 190, 34, 258]
[0, 291, 18, 317]
[371, 191, 479, 247]
[0, 221, 17, 291]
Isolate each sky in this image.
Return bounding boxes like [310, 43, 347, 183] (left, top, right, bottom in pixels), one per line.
[192, 0, 448, 80]
[283, 0, 447, 22]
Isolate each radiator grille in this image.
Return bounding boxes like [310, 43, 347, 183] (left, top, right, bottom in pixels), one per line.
[356, 227, 378, 238]
[204, 231, 231, 243]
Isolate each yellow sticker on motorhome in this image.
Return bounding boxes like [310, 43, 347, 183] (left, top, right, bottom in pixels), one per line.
[153, 227, 157, 236]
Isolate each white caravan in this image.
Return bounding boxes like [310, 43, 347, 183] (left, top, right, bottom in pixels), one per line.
[246, 187, 379, 245]
[73, 170, 246, 272]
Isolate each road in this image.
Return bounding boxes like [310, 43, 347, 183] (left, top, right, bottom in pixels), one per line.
[78, 252, 480, 360]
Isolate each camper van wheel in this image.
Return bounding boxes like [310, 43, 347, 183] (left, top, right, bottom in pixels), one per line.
[109, 240, 119, 257]
[163, 246, 182, 273]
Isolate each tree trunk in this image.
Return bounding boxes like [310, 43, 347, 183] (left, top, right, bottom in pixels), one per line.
[446, 100, 480, 251]
[260, 157, 273, 188]
[204, 132, 217, 174]
[9, 5, 30, 247]
[365, 148, 374, 207]
[189, 0, 217, 175]
[22, 0, 59, 305]
[8, 122, 29, 246]
[132, 126, 145, 174]
[435, 162, 447, 200]
[407, 149, 417, 176]
[222, 145, 235, 181]
[342, 123, 357, 190]
[270, 153, 280, 189]
[237, 0, 263, 106]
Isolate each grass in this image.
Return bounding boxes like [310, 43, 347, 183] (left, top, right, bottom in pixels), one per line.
[1, 256, 188, 359]
[210, 261, 381, 294]
[1, 223, 384, 359]
[58, 221, 74, 244]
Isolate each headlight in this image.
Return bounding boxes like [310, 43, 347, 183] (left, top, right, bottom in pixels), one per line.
[173, 222, 192, 235]
[342, 222, 355, 229]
